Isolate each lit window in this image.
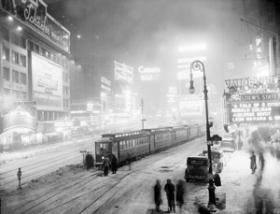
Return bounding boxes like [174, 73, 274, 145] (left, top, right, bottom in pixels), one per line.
[2, 46, 9, 61]
[12, 51, 19, 64]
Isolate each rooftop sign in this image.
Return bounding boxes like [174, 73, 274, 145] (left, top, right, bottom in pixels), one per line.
[1, 0, 70, 53]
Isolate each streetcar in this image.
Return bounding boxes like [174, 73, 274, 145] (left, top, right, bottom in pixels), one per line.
[95, 124, 204, 167]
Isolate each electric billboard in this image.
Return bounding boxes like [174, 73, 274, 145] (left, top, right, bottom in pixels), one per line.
[32, 53, 63, 111]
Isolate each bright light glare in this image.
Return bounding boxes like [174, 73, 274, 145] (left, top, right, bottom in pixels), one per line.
[16, 26, 23, 32]
[7, 16, 13, 22]
[178, 43, 207, 53]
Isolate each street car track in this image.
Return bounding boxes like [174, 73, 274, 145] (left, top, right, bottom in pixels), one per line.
[1, 152, 82, 189]
[18, 171, 101, 214]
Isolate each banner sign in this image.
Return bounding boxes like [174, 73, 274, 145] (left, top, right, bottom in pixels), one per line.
[230, 101, 280, 123]
[114, 61, 134, 83]
[225, 76, 279, 88]
[32, 53, 63, 111]
[228, 91, 280, 123]
[101, 76, 111, 92]
[0, 0, 70, 53]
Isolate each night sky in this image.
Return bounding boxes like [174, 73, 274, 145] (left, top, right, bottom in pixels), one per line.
[46, 0, 257, 107]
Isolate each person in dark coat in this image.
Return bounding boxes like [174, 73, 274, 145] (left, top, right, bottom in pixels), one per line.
[154, 179, 162, 212]
[250, 151, 257, 174]
[102, 157, 110, 176]
[17, 168, 22, 189]
[176, 180, 185, 212]
[164, 179, 176, 213]
[110, 154, 118, 174]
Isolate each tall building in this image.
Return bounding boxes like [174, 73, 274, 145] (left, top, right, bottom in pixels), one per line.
[0, 0, 71, 131]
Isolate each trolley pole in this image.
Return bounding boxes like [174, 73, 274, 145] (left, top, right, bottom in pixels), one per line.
[141, 97, 145, 129]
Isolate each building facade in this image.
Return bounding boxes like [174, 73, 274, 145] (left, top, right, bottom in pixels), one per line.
[0, 0, 71, 132]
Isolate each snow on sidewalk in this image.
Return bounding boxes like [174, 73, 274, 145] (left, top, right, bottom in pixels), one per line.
[186, 150, 280, 214]
[183, 150, 256, 214]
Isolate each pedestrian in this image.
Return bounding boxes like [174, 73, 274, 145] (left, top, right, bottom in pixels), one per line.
[259, 152, 265, 171]
[176, 180, 185, 212]
[102, 157, 110, 176]
[111, 154, 118, 174]
[17, 168, 22, 189]
[164, 179, 176, 213]
[250, 151, 257, 174]
[154, 179, 162, 212]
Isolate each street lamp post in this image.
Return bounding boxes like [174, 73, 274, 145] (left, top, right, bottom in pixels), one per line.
[190, 60, 216, 205]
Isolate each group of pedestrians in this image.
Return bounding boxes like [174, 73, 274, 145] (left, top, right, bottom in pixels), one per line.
[154, 179, 185, 213]
[103, 154, 118, 176]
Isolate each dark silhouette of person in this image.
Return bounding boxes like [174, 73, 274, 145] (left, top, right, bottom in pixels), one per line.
[110, 154, 118, 174]
[259, 152, 265, 171]
[176, 180, 185, 212]
[102, 157, 110, 176]
[154, 179, 162, 212]
[164, 179, 176, 213]
[250, 152, 257, 174]
[17, 168, 22, 189]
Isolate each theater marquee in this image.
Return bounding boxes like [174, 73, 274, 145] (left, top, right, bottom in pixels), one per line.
[229, 92, 280, 123]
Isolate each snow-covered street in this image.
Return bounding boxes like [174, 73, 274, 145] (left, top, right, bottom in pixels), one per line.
[0, 136, 95, 191]
[2, 138, 280, 214]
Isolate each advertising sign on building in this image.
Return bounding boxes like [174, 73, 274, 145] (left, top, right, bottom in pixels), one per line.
[0, 0, 70, 53]
[32, 53, 63, 111]
[114, 60, 134, 83]
[2, 106, 36, 132]
[228, 92, 280, 123]
[138, 66, 160, 81]
[101, 76, 111, 92]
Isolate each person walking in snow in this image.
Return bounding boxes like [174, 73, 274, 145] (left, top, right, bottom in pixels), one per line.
[154, 179, 162, 212]
[250, 151, 257, 174]
[102, 157, 110, 176]
[164, 179, 176, 213]
[176, 180, 185, 212]
[110, 154, 118, 174]
[258, 152, 265, 171]
[17, 168, 22, 189]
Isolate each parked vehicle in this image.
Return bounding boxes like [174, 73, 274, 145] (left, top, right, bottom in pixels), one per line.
[221, 138, 236, 153]
[200, 149, 224, 173]
[184, 156, 209, 182]
[94, 124, 205, 168]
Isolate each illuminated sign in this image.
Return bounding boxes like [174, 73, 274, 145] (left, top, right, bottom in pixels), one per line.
[32, 53, 63, 111]
[101, 76, 111, 92]
[1, 0, 70, 53]
[230, 102, 280, 123]
[225, 76, 278, 88]
[2, 106, 36, 132]
[138, 66, 160, 81]
[114, 60, 134, 83]
[228, 91, 280, 123]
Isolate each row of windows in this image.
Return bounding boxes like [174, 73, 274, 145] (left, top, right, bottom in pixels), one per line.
[2, 46, 26, 67]
[120, 137, 148, 150]
[29, 41, 69, 69]
[2, 27, 70, 72]
[3, 88, 27, 99]
[3, 67, 27, 84]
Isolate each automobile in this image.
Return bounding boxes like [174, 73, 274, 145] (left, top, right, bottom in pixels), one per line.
[185, 156, 209, 182]
[199, 149, 224, 173]
[221, 138, 236, 153]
